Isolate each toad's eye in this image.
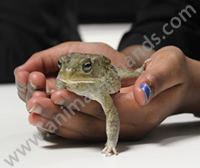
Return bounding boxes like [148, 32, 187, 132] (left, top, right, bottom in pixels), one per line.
[82, 60, 92, 73]
[58, 60, 62, 69]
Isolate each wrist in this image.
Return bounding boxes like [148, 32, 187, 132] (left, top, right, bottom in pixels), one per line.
[189, 58, 200, 114]
[179, 57, 200, 114]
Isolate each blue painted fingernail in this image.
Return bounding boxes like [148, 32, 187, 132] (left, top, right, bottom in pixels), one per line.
[140, 84, 151, 104]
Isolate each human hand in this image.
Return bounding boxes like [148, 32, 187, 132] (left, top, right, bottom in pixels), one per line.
[26, 45, 200, 141]
[133, 46, 200, 111]
[15, 41, 128, 139]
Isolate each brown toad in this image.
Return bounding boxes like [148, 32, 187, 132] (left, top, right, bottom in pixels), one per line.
[56, 52, 150, 156]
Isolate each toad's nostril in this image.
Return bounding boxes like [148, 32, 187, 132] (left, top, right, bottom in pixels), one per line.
[65, 68, 71, 72]
[65, 68, 76, 73]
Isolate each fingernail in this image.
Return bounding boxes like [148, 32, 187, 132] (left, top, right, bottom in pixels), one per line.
[29, 104, 43, 114]
[28, 79, 36, 91]
[26, 80, 36, 102]
[16, 82, 27, 101]
[47, 89, 55, 95]
[16, 82, 27, 92]
[35, 122, 49, 131]
[140, 84, 151, 104]
[35, 121, 43, 128]
[54, 97, 65, 105]
[13, 66, 21, 76]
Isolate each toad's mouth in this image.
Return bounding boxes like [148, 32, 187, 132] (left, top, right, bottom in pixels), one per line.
[59, 77, 96, 84]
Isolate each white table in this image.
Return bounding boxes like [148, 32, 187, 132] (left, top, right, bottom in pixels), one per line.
[0, 24, 200, 168]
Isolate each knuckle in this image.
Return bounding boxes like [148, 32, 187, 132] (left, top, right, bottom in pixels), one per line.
[98, 42, 109, 48]
[146, 113, 160, 126]
[164, 46, 186, 65]
[167, 47, 186, 81]
[31, 52, 40, 59]
[143, 71, 165, 98]
[145, 72, 162, 93]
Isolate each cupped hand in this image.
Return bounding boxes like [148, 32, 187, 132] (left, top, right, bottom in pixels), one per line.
[26, 45, 200, 141]
[14, 42, 126, 102]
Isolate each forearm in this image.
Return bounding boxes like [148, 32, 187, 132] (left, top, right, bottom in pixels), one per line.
[118, 0, 200, 63]
[120, 45, 155, 69]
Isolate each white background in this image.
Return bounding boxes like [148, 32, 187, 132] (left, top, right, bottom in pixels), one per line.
[0, 24, 200, 168]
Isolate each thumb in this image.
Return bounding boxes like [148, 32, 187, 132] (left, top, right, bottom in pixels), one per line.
[133, 52, 186, 106]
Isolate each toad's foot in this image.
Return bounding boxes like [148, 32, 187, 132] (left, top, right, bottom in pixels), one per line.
[97, 94, 120, 156]
[142, 58, 151, 70]
[102, 145, 118, 156]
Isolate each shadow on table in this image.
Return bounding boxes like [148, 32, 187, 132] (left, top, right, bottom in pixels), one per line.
[41, 133, 107, 153]
[135, 120, 200, 146]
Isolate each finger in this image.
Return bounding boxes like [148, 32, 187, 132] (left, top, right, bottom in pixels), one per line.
[30, 113, 103, 141]
[28, 93, 152, 140]
[15, 41, 125, 80]
[25, 72, 47, 102]
[28, 106, 107, 140]
[14, 42, 94, 102]
[55, 125, 101, 141]
[29, 110, 147, 141]
[27, 95, 106, 139]
[15, 69, 47, 102]
[15, 41, 98, 75]
[51, 89, 105, 120]
[55, 111, 106, 140]
[133, 46, 186, 105]
[46, 76, 56, 93]
[32, 90, 49, 98]
[15, 69, 29, 101]
[14, 42, 74, 101]
[28, 112, 50, 131]
[28, 113, 85, 140]
[27, 96, 61, 119]
[27, 94, 104, 122]
[15, 44, 67, 75]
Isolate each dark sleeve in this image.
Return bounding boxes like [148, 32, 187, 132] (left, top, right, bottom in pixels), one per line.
[118, 0, 200, 60]
[0, 0, 81, 83]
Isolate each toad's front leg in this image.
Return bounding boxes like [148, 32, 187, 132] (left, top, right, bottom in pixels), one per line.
[97, 94, 120, 156]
